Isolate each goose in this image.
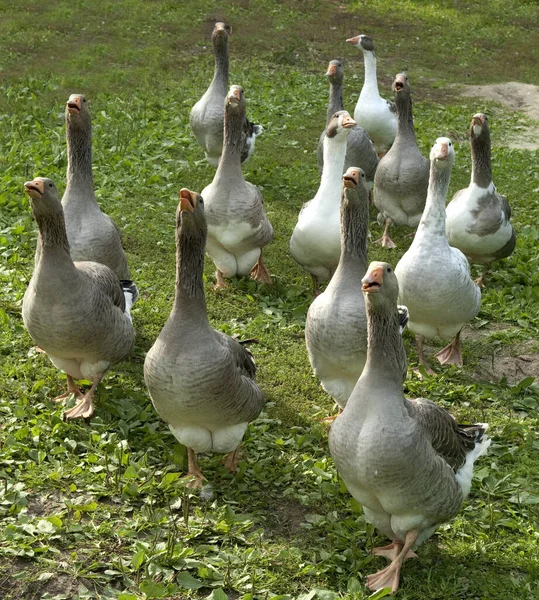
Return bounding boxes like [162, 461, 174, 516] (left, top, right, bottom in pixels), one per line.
[190, 22, 262, 167]
[317, 60, 379, 188]
[395, 138, 481, 374]
[290, 110, 356, 295]
[346, 34, 397, 155]
[61, 94, 132, 281]
[373, 74, 429, 249]
[305, 167, 370, 411]
[201, 85, 273, 287]
[144, 188, 265, 487]
[446, 113, 516, 287]
[22, 178, 136, 420]
[329, 260, 490, 593]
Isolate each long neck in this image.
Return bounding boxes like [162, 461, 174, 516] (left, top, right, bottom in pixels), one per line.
[171, 225, 209, 326]
[210, 36, 229, 94]
[327, 80, 344, 124]
[470, 131, 492, 188]
[416, 162, 452, 239]
[65, 118, 95, 200]
[316, 134, 347, 203]
[360, 52, 380, 98]
[215, 105, 243, 178]
[337, 189, 369, 273]
[362, 300, 407, 394]
[396, 92, 416, 142]
[34, 209, 73, 266]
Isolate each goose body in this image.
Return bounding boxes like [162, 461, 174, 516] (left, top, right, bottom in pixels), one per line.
[373, 74, 429, 248]
[144, 189, 264, 486]
[202, 85, 273, 287]
[317, 60, 378, 187]
[305, 168, 369, 409]
[329, 261, 490, 592]
[395, 138, 481, 371]
[22, 178, 135, 420]
[61, 94, 131, 280]
[190, 22, 262, 167]
[346, 35, 397, 154]
[446, 113, 516, 287]
[290, 111, 356, 293]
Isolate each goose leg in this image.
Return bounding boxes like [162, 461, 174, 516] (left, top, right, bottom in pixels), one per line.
[321, 408, 342, 425]
[372, 540, 418, 562]
[475, 263, 489, 288]
[53, 375, 84, 403]
[249, 253, 272, 284]
[222, 445, 241, 473]
[435, 330, 463, 367]
[312, 275, 321, 297]
[184, 448, 207, 489]
[366, 529, 419, 592]
[374, 218, 396, 249]
[215, 270, 228, 290]
[414, 335, 435, 376]
[63, 374, 103, 420]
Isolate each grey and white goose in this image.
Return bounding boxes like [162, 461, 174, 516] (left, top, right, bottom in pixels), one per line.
[317, 60, 378, 188]
[61, 94, 133, 284]
[201, 85, 273, 287]
[446, 113, 516, 287]
[373, 73, 429, 248]
[22, 178, 136, 420]
[144, 189, 265, 487]
[189, 22, 262, 167]
[329, 260, 490, 593]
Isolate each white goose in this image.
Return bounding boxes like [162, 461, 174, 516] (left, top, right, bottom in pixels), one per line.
[395, 138, 481, 374]
[346, 34, 397, 155]
[290, 111, 356, 295]
[446, 113, 516, 287]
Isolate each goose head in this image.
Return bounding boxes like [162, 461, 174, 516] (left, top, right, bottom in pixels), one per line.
[430, 137, 455, 170]
[212, 21, 231, 49]
[362, 261, 399, 307]
[392, 73, 410, 96]
[470, 112, 488, 139]
[343, 166, 366, 190]
[326, 110, 356, 139]
[177, 188, 207, 238]
[226, 85, 246, 111]
[65, 94, 90, 128]
[326, 59, 344, 85]
[24, 177, 61, 217]
[346, 34, 375, 54]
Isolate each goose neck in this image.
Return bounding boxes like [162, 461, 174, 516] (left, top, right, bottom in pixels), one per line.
[317, 135, 347, 200]
[396, 93, 416, 141]
[210, 36, 229, 94]
[215, 106, 243, 177]
[327, 81, 344, 124]
[339, 191, 369, 266]
[471, 132, 492, 188]
[34, 210, 73, 267]
[416, 162, 452, 239]
[66, 119, 94, 193]
[360, 52, 380, 98]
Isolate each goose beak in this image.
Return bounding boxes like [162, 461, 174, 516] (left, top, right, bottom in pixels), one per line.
[394, 76, 406, 92]
[24, 179, 44, 199]
[67, 95, 82, 114]
[343, 167, 360, 188]
[179, 188, 196, 212]
[362, 265, 384, 293]
[326, 64, 337, 77]
[433, 141, 449, 161]
[227, 87, 242, 105]
[342, 114, 357, 129]
[346, 35, 360, 45]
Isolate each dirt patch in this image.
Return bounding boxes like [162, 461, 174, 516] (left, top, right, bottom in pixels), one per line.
[265, 497, 309, 539]
[477, 354, 539, 385]
[458, 82, 539, 150]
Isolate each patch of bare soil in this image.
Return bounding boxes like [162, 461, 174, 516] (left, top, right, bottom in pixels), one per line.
[477, 353, 539, 385]
[265, 497, 309, 539]
[458, 82, 539, 150]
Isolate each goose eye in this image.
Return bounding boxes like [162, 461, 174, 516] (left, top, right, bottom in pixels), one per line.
[448, 141, 452, 146]
[386, 267, 392, 273]
[49, 183, 53, 187]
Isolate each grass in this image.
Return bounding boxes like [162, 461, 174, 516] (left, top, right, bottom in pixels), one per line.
[1, 0, 539, 598]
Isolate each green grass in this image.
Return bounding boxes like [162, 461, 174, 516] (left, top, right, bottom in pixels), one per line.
[1, 1, 539, 598]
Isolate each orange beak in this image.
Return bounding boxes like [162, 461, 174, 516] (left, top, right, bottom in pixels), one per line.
[227, 87, 241, 105]
[434, 141, 449, 160]
[67, 95, 82, 114]
[179, 188, 196, 212]
[394, 75, 406, 92]
[326, 64, 337, 77]
[24, 179, 44, 199]
[342, 114, 357, 129]
[343, 168, 360, 188]
[346, 36, 360, 45]
[361, 265, 384, 293]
